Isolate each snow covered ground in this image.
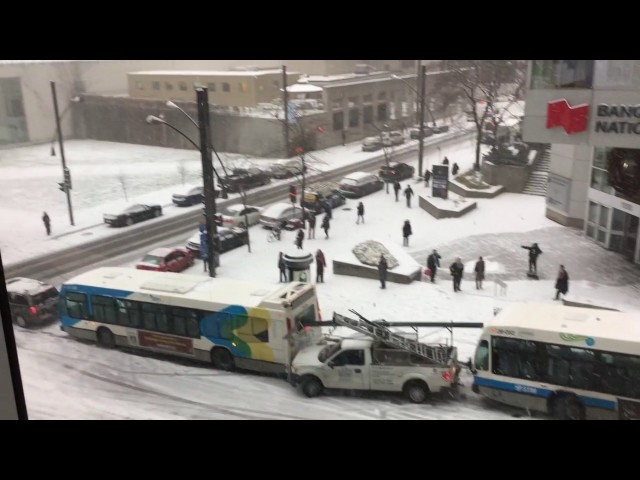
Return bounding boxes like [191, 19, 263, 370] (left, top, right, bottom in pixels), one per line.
[4, 133, 640, 420]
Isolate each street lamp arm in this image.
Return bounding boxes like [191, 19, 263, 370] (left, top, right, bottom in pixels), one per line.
[166, 101, 199, 130]
[145, 115, 200, 151]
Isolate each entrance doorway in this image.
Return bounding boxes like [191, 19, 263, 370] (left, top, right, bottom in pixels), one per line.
[609, 209, 639, 262]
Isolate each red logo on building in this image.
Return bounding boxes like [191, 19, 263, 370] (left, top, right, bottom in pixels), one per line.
[546, 99, 589, 134]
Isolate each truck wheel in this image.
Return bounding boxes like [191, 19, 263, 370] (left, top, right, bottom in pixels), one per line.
[97, 328, 116, 348]
[301, 376, 323, 398]
[404, 380, 430, 403]
[552, 395, 584, 420]
[211, 348, 235, 371]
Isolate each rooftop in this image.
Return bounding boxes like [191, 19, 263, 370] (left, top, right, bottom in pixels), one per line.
[128, 70, 294, 77]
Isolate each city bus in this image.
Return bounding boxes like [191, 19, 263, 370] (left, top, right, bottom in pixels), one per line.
[471, 303, 640, 420]
[59, 267, 323, 375]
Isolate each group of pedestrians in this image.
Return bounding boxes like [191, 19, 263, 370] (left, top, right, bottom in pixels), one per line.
[278, 249, 327, 283]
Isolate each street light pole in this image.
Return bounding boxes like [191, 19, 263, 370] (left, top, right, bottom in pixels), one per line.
[282, 65, 290, 158]
[50, 81, 74, 226]
[196, 87, 218, 277]
[417, 65, 427, 180]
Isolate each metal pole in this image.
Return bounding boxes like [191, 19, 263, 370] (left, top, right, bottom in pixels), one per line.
[417, 65, 426, 180]
[51, 81, 74, 226]
[196, 87, 217, 277]
[415, 60, 422, 125]
[282, 65, 289, 157]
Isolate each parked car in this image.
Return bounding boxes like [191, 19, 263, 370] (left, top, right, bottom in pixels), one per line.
[172, 185, 204, 207]
[338, 172, 384, 198]
[269, 158, 306, 179]
[301, 181, 346, 214]
[215, 204, 263, 228]
[6, 277, 59, 328]
[103, 204, 163, 227]
[219, 167, 271, 193]
[431, 124, 450, 134]
[259, 202, 304, 229]
[379, 162, 416, 182]
[185, 226, 249, 258]
[381, 131, 405, 147]
[136, 247, 193, 272]
[409, 125, 435, 140]
[361, 136, 383, 152]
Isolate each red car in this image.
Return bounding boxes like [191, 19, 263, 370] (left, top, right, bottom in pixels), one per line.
[136, 247, 194, 272]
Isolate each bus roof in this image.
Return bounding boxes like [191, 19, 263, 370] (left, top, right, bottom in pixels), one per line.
[487, 303, 640, 344]
[63, 267, 308, 309]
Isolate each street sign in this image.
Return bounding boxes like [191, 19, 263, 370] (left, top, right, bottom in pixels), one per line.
[432, 164, 449, 199]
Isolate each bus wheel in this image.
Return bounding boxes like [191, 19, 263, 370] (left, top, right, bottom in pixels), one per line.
[301, 376, 323, 398]
[404, 380, 430, 404]
[97, 328, 116, 348]
[553, 395, 585, 420]
[211, 348, 235, 371]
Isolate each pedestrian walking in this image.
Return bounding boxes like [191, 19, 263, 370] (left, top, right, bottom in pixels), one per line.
[521, 242, 543, 274]
[424, 169, 431, 187]
[402, 220, 412, 246]
[555, 265, 569, 300]
[443, 156, 449, 165]
[321, 214, 330, 239]
[42, 211, 51, 236]
[315, 249, 326, 283]
[449, 257, 464, 292]
[199, 226, 209, 272]
[289, 185, 297, 205]
[452, 162, 460, 176]
[404, 184, 414, 208]
[427, 249, 441, 283]
[356, 202, 365, 224]
[341, 130, 346, 146]
[278, 252, 287, 282]
[474, 256, 485, 290]
[295, 228, 304, 249]
[378, 254, 388, 289]
[393, 180, 401, 201]
[323, 200, 332, 219]
[307, 212, 316, 239]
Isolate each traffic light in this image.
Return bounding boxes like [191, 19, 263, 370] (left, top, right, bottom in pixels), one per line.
[58, 182, 66, 193]
[64, 167, 72, 190]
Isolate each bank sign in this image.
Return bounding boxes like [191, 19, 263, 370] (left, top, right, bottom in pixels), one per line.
[546, 98, 640, 136]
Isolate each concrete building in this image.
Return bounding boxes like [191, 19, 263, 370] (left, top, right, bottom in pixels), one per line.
[522, 60, 640, 264]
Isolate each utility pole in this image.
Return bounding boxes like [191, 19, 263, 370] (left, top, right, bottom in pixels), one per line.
[415, 60, 422, 125]
[51, 81, 74, 226]
[417, 65, 427, 180]
[282, 65, 290, 158]
[196, 87, 218, 277]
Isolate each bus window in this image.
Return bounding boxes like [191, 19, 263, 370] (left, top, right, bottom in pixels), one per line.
[92, 296, 117, 324]
[65, 292, 88, 319]
[116, 299, 141, 328]
[475, 340, 489, 371]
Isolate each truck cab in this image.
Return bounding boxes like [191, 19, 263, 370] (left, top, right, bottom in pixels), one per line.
[290, 337, 458, 403]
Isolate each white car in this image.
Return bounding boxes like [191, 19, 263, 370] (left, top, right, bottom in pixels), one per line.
[215, 204, 263, 228]
[259, 202, 303, 229]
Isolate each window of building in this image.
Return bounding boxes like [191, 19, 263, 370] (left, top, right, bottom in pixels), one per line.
[377, 91, 387, 101]
[222, 82, 230, 93]
[239, 81, 248, 93]
[165, 82, 174, 91]
[135, 81, 144, 90]
[347, 97, 358, 108]
[363, 94, 373, 104]
[152, 81, 160, 91]
[530, 60, 594, 89]
[331, 98, 343, 110]
[348, 108, 359, 128]
[586, 201, 609, 245]
[591, 147, 614, 195]
[179, 81, 187, 91]
[332, 111, 344, 131]
[363, 105, 374, 124]
[207, 83, 216, 92]
[377, 103, 388, 122]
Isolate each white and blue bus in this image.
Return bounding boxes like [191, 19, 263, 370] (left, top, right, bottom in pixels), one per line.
[59, 267, 323, 375]
[472, 303, 640, 420]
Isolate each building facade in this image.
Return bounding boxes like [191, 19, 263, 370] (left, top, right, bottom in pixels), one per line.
[522, 60, 640, 264]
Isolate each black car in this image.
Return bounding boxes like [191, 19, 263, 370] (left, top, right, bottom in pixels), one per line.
[185, 226, 248, 258]
[6, 277, 59, 328]
[301, 181, 346, 214]
[172, 186, 203, 207]
[379, 162, 416, 182]
[103, 204, 163, 227]
[219, 167, 271, 193]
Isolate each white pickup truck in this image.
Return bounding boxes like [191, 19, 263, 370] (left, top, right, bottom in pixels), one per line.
[289, 337, 459, 403]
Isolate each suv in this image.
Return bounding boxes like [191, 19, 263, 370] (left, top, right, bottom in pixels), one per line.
[381, 131, 405, 147]
[361, 136, 383, 152]
[6, 277, 59, 328]
[270, 158, 306, 179]
[301, 181, 346, 214]
[259, 202, 303, 229]
[338, 172, 384, 198]
[409, 125, 435, 140]
[379, 162, 415, 182]
[219, 167, 271, 193]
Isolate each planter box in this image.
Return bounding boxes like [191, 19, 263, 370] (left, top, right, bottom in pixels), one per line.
[448, 179, 504, 198]
[419, 195, 477, 219]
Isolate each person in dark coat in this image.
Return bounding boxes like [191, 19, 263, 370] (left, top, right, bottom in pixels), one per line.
[404, 184, 414, 208]
[402, 220, 412, 246]
[474, 256, 485, 290]
[323, 200, 332, 219]
[555, 265, 569, 300]
[452, 162, 460, 176]
[450, 257, 464, 292]
[278, 252, 287, 282]
[341, 130, 347, 146]
[443, 156, 449, 165]
[199, 225, 209, 272]
[42, 211, 51, 236]
[424, 169, 432, 187]
[378, 254, 388, 289]
[356, 202, 365, 224]
[315, 249, 327, 283]
[321, 214, 330, 239]
[295, 228, 304, 249]
[521, 242, 543, 274]
[393, 180, 401, 201]
[427, 249, 441, 283]
[307, 212, 316, 239]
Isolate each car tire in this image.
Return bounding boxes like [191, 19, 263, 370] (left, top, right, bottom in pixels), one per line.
[403, 380, 430, 403]
[15, 315, 28, 328]
[126, 217, 134, 226]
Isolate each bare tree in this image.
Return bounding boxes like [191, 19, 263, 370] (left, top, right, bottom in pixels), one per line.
[448, 60, 525, 171]
[117, 171, 128, 201]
